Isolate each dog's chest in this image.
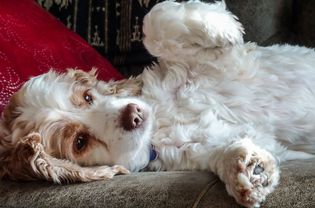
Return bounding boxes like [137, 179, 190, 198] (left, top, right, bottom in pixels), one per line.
[140, 58, 315, 170]
[141, 70, 242, 170]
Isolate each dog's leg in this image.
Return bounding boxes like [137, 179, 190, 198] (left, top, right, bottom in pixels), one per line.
[143, 1, 244, 62]
[0, 133, 129, 183]
[209, 138, 280, 208]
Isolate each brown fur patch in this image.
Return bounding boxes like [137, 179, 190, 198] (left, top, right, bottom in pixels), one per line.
[66, 68, 98, 86]
[103, 76, 143, 96]
[2, 88, 25, 128]
[66, 69, 98, 108]
[51, 122, 109, 162]
[1, 87, 34, 149]
[0, 133, 42, 181]
[70, 87, 95, 108]
[0, 69, 128, 183]
[68, 70, 143, 107]
[0, 132, 126, 183]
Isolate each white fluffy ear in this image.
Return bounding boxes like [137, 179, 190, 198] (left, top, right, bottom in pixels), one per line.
[143, 1, 244, 61]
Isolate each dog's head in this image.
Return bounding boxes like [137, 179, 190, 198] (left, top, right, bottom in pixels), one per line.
[1, 69, 153, 177]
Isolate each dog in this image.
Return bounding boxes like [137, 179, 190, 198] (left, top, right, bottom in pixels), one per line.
[1, 1, 315, 207]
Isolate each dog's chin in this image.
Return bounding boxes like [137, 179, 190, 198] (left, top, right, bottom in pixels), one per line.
[118, 145, 151, 172]
[119, 112, 153, 171]
[114, 139, 152, 172]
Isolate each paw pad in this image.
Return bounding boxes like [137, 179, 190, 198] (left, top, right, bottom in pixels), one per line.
[253, 164, 264, 175]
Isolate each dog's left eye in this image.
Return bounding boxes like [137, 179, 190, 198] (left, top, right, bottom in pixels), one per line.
[74, 133, 89, 152]
[83, 91, 93, 105]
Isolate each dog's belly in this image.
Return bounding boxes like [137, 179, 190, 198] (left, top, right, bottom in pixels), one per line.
[141, 44, 315, 170]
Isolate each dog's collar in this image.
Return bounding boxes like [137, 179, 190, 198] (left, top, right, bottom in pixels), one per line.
[149, 145, 158, 161]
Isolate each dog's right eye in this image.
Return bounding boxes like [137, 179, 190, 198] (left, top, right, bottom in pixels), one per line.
[74, 133, 89, 152]
[83, 90, 93, 105]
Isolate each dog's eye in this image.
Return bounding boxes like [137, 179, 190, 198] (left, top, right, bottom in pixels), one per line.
[83, 91, 93, 105]
[74, 133, 89, 152]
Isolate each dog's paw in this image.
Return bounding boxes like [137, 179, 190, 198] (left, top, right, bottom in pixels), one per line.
[224, 140, 280, 208]
[111, 165, 130, 175]
[143, 1, 244, 61]
[90, 165, 130, 180]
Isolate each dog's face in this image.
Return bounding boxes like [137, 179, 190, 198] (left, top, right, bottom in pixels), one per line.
[2, 70, 153, 172]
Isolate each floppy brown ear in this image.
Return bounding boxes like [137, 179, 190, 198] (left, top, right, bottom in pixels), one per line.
[2, 88, 25, 128]
[66, 68, 98, 86]
[0, 132, 129, 183]
[112, 77, 143, 96]
[66, 68, 143, 96]
[99, 77, 143, 97]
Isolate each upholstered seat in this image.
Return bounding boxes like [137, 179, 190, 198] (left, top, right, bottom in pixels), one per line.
[0, 1, 314, 207]
[0, 159, 314, 207]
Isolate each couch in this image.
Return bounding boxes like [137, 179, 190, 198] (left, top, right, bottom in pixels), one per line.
[0, 159, 314, 208]
[0, 0, 314, 207]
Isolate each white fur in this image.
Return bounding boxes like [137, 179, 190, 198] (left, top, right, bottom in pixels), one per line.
[141, 0, 315, 167]
[141, 1, 314, 206]
[3, 1, 315, 207]
[12, 72, 154, 171]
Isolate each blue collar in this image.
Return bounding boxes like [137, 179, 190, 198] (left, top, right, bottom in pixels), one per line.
[149, 145, 158, 161]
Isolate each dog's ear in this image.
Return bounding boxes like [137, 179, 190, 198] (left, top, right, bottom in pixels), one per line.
[0, 132, 129, 183]
[98, 77, 143, 97]
[65, 68, 143, 97]
[0, 70, 129, 183]
[109, 77, 143, 96]
[66, 68, 98, 86]
[2, 89, 24, 127]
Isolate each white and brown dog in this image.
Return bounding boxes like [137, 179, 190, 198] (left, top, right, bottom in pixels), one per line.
[1, 1, 315, 207]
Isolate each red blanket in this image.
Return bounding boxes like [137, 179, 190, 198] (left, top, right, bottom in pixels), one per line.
[0, 0, 122, 113]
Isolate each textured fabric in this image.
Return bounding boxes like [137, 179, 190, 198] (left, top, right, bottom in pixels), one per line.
[0, 172, 217, 208]
[196, 159, 315, 208]
[1, 1, 314, 207]
[293, 0, 315, 47]
[263, 159, 315, 208]
[0, 159, 314, 208]
[226, 0, 293, 45]
[36, 0, 161, 69]
[0, 0, 122, 113]
[36, 0, 294, 75]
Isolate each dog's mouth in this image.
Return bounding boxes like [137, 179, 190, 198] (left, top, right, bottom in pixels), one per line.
[119, 103, 149, 131]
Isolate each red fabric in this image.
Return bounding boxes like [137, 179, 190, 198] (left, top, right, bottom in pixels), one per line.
[0, 0, 123, 113]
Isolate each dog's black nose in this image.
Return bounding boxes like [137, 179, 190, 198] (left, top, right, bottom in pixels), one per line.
[120, 103, 145, 131]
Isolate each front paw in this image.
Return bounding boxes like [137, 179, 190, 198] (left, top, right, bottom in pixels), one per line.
[111, 165, 130, 175]
[91, 165, 130, 180]
[224, 140, 280, 207]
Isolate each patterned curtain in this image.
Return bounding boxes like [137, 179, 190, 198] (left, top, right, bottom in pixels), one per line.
[37, 0, 164, 73]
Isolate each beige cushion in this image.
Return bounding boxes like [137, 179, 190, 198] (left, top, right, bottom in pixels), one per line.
[0, 159, 314, 208]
